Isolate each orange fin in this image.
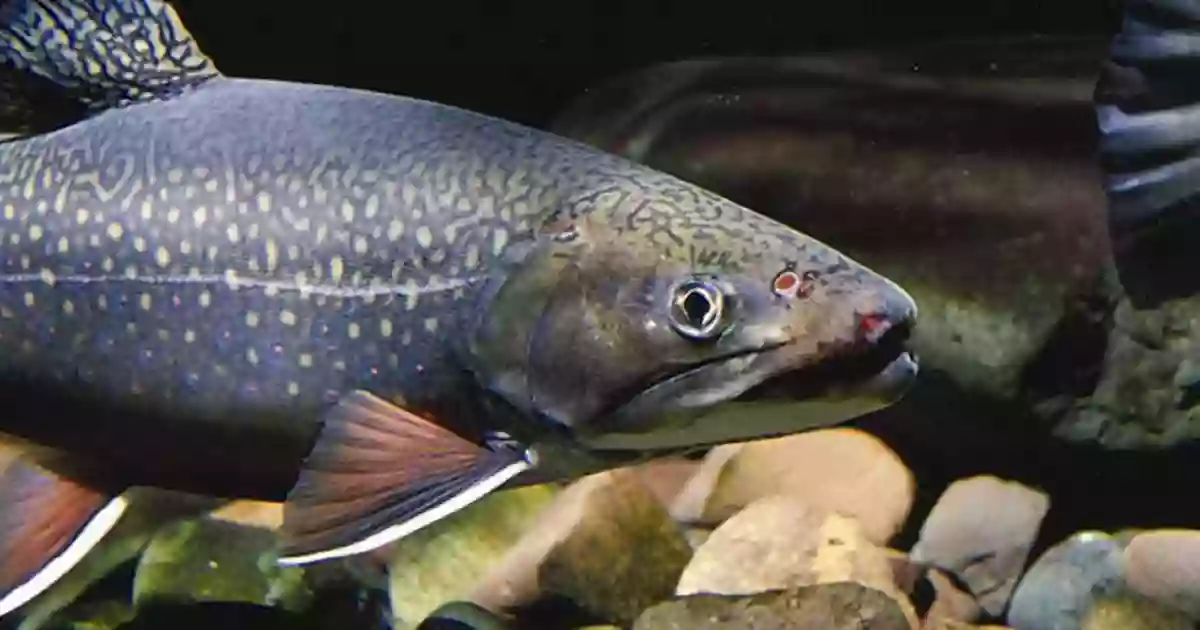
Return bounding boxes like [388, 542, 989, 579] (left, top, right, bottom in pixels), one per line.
[0, 457, 128, 616]
[276, 391, 532, 566]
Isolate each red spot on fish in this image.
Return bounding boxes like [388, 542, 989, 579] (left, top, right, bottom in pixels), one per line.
[858, 313, 887, 337]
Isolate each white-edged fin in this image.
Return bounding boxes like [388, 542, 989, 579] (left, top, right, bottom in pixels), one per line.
[276, 390, 533, 566]
[0, 458, 129, 617]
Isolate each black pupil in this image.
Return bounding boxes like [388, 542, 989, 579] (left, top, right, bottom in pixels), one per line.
[682, 289, 712, 326]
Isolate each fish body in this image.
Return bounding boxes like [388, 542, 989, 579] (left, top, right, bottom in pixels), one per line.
[0, 0, 919, 618]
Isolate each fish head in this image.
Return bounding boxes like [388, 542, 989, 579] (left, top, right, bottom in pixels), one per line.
[463, 178, 918, 452]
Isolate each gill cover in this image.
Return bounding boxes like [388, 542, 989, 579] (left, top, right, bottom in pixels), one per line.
[459, 214, 792, 435]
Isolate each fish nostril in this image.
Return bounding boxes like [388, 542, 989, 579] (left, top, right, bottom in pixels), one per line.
[857, 312, 891, 342]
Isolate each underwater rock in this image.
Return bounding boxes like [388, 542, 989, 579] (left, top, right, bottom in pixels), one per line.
[383, 483, 559, 629]
[132, 516, 310, 611]
[633, 582, 911, 630]
[1079, 592, 1193, 630]
[631, 456, 701, 509]
[923, 568, 983, 627]
[669, 428, 914, 545]
[676, 494, 918, 627]
[470, 468, 692, 626]
[668, 444, 740, 524]
[1122, 529, 1200, 617]
[1058, 293, 1200, 448]
[909, 475, 1049, 615]
[1007, 531, 1128, 630]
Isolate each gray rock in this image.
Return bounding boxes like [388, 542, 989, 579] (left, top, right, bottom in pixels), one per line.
[910, 475, 1050, 615]
[633, 583, 911, 630]
[1007, 531, 1127, 630]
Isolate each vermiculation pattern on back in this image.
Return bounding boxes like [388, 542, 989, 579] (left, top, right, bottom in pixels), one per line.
[0, 77, 594, 419]
[0, 0, 851, 426]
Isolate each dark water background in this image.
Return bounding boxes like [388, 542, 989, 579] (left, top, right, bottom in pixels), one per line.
[171, 0, 1119, 129]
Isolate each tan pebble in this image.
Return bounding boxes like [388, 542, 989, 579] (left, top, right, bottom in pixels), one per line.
[631, 456, 702, 508]
[924, 568, 982, 627]
[208, 500, 284, 530]
[1123, 529, 1200, 617]
[669, 443, 741, 523]
[672, 428, 914, 545]
[910, 475, 1049, 616]
[675, 494, 919, 628]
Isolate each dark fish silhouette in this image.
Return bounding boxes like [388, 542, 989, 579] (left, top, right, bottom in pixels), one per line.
[0, 0, 918, 616]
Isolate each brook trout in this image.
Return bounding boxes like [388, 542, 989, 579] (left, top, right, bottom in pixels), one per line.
[0, 0, 918, 617]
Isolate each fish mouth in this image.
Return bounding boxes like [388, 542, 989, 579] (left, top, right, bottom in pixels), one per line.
[738, 317, 916, 404]
[583, 316, 917, 451]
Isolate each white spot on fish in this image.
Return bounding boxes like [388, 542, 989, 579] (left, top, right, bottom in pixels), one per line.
[246, 348, 259, 365]
[380, 319, 393, 337]
[265, 240, 279, 271]
[28, 225, 42, 242]
[185, 329, 196, 343]
[155, 247, 171, 268]
[492, 228, 509, 255]
[287, 381, 300, 396]
[280, 310, 297, 326]
[330, 256, 344, 282]
[246, 312, 259, 327]
[348, 322, 361, 339]
[416, 226, 433, 248]
[227, 224, 240, 243]
[139, 294, 152, 310]
[424, 318, 438, 333]
[299, 353, 313, 368]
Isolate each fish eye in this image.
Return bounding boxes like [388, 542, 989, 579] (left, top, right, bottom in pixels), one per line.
[669, 279, 727, 340]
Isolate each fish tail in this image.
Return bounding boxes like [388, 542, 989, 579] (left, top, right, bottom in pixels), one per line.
[1097, 0, 1200, 305]
[0, 0, 220, 137]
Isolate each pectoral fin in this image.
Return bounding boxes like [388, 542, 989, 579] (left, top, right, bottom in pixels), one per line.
[277, 391, 533, 566]
[0, 457, 128, 617]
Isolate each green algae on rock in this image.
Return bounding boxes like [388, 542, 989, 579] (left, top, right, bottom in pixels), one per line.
[132, 518, 310, 611]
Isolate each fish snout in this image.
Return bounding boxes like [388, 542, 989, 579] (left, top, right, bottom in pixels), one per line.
[855, 288, 917, 346]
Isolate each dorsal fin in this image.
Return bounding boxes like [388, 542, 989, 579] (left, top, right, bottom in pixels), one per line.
[0, 0, 220, 135]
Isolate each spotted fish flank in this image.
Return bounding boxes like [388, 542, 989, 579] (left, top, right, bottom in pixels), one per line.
[0, 0, 919, 617]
